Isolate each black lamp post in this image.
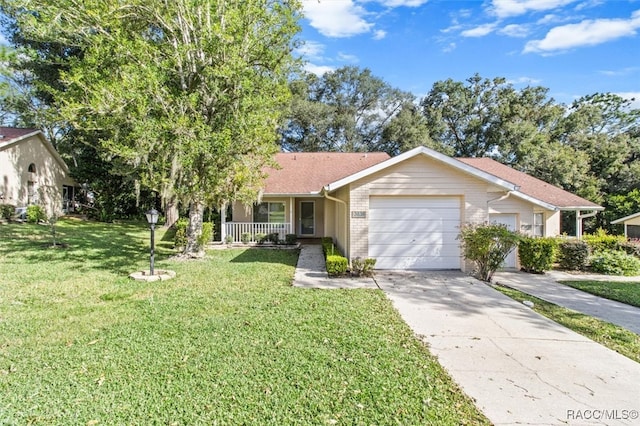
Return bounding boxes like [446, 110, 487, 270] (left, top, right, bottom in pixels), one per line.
[145, 209, 159, 275]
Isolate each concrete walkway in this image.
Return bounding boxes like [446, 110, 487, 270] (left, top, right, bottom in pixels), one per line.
[292, 246, 640, 425]
[494, 270, 640, 335]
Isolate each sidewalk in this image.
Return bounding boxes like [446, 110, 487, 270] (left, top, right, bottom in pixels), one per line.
[493, 270, 640, 335]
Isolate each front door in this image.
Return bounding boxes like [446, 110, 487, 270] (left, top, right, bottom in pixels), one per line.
[299, 201, 315, 236]
[490, 214, 517, 268]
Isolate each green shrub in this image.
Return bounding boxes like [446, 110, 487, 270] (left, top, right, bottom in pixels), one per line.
[174, 218, 188, 249]
[0, 204, 14, 220]
[255, 233, 266, 244]
[266, 233, 280, 244]
[197, 222, 214, 248]
[322, 237, 341, 256]
[241, 232, 251, 244]
[518, 237, 558, 273]
[224, 234, 234, 244]
[326, 255, 348, 276]
[458, 223, 520, 282]
[350, 257, 376, 277]
[583, 229, 626, 252]
[557, 239, 589, 270]
[285, 234, 297, 245]
[26, 205, 46, 223]
[590, 250, 640, 276]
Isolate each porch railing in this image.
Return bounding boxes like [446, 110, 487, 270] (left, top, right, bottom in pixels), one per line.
[224, 222, 293, 243]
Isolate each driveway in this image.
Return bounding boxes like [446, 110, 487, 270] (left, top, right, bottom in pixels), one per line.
[375, 271, 640, 426]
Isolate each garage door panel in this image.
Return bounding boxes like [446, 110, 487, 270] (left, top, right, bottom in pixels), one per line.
[368, 196, 460, 270]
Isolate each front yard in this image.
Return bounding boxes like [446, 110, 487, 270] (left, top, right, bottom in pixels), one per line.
[0, 220, 488, 424]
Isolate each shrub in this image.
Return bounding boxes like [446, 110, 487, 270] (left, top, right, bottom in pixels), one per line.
[620, 240, 640, 258]
[241, 232, 251, 244]
[285, 234, 297, 245]
[174, 218, 188, 249]
[326, 255, 348, 276]
[266, 233, 280, 244]
[583, 229, 626, 252]
[255, 233, 266, 244]
[458, 223, 520, 282]
[224, 234, 234, 244]
[557, 240, 589, 270]
[589, 250, 640, 276]
[518, 237, 558, 273]
[26, 205, 46, 223]
[322, 237, 341, 256]
[351, 257, 376, 277]
[0, 204, 14, 220]
[197, 222, 214, 248]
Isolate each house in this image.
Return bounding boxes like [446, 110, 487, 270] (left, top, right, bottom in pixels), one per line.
[0, 127, 76, 217]
[223, 146, 602, 271]
[612, 212, 640, 239]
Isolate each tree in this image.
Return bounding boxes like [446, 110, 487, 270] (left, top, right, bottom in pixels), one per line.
[379, 102, 441, 156]
[3, 0, 302, 256]
[281, 66, 415, 153]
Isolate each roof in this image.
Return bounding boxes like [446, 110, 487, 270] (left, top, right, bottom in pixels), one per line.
[0, 127, 40, 146]
[324, 146, 519, 193]
[458, 157, 602, 211]
[264, 152, 390, 194]
[612, 212, 640, 224]
[0, 126, 70, 174]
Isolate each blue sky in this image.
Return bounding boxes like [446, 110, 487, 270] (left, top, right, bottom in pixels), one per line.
[297, 0, 640, 107]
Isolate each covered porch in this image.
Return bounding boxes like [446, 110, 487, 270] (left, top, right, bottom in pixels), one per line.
[221, 196, 328, 243]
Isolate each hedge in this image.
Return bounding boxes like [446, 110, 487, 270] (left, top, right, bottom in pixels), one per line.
[518, 237, 558, 273]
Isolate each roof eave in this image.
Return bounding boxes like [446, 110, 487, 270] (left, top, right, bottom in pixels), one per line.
[611, 211, 640, 224]
[558, 205, 605, 211]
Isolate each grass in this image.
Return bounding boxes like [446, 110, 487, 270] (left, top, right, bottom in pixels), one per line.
[495, 286, 640, 364]
[558, 280, 640, 308]
[0, 219, 488, 425]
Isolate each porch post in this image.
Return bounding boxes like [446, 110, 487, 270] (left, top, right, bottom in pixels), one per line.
[220, 202, 227, 243]
[576, 210, 581, 238]
[289, 197, 294, 235]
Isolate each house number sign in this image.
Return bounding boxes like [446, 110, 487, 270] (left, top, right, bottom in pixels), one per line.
[351, 211, 366, 218]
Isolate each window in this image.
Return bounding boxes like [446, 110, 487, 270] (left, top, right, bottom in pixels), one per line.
[28, 163, 36, 173]
[533, 213, 544, 237]
[253, 202, 285, 223]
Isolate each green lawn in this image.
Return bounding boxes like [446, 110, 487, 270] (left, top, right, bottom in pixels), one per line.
[0, 219, 488, 424]
[559, 280, 640, 308]
[495, 286, 640, 364]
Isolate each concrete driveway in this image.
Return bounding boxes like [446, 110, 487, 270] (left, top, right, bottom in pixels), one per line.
[375, 271, 640, 426]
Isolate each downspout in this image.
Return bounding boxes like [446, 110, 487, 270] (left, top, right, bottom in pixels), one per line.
[576, 210, 598, 238]
[322, 189, 348, 258]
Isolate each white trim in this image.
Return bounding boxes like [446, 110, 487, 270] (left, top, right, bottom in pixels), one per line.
[612, 212, 640, 224]
[510, 191, 558, 211]
[324, 146, 519, 193]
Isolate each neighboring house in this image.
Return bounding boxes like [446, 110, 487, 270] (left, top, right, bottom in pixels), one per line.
[0, 127, 76, 217]
[612, 212, 640, 239]
[224, 146, 602, 271]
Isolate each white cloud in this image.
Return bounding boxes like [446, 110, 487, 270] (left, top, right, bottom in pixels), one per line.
[598, 66, 640, 77]
[373, 29, 387, 40]
[490, 0, 578, 18]
[304, 63, 335, 76]
[442, 42, 456, 53]
[337, 52, 359, 62]
[508, 76, 543, 85]
[524, 10, 640, 53]
[461, 23, 497, 37]
[302, 0, 373, 38]
[499, 23, 530, 37]
[295, 41, 326, 61]
[378, 0, 429, 6]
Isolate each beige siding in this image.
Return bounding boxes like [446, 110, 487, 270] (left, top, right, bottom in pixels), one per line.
[625, 216, 640, 226]
[544, 211, 561, 236]
[0, 134, 72, 217]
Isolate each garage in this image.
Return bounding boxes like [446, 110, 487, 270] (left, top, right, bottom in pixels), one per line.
[368, 196, 461, 269]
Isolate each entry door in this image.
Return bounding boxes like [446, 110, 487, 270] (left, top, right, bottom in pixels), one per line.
[490, 214, 517, 268]
[299, 201, 315, 236]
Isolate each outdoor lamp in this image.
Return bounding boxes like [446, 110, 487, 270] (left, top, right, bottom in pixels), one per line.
[146, 209, 159, 275]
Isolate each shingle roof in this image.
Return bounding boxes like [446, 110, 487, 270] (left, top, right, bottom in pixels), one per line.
[0, 127, 40, 146]
[264, 152, 390, 194]
[458, 157, 602, 210]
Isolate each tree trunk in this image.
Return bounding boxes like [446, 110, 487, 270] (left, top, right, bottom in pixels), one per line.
[184, 200, 204, 257]
[163, 196, 179, 229]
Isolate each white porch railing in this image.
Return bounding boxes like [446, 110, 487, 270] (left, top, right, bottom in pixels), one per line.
[223, 222, 293, 243]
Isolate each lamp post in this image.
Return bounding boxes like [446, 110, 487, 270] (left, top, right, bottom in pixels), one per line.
[145, 209, 159, 275]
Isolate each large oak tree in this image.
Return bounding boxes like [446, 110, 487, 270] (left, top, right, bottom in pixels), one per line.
[2, 0, 302, 256]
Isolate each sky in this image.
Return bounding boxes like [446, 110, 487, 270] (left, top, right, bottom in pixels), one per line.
[297, 0, 640, 107]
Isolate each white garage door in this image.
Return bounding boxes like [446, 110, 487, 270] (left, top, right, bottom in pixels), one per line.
[369, 197, 461, 269]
